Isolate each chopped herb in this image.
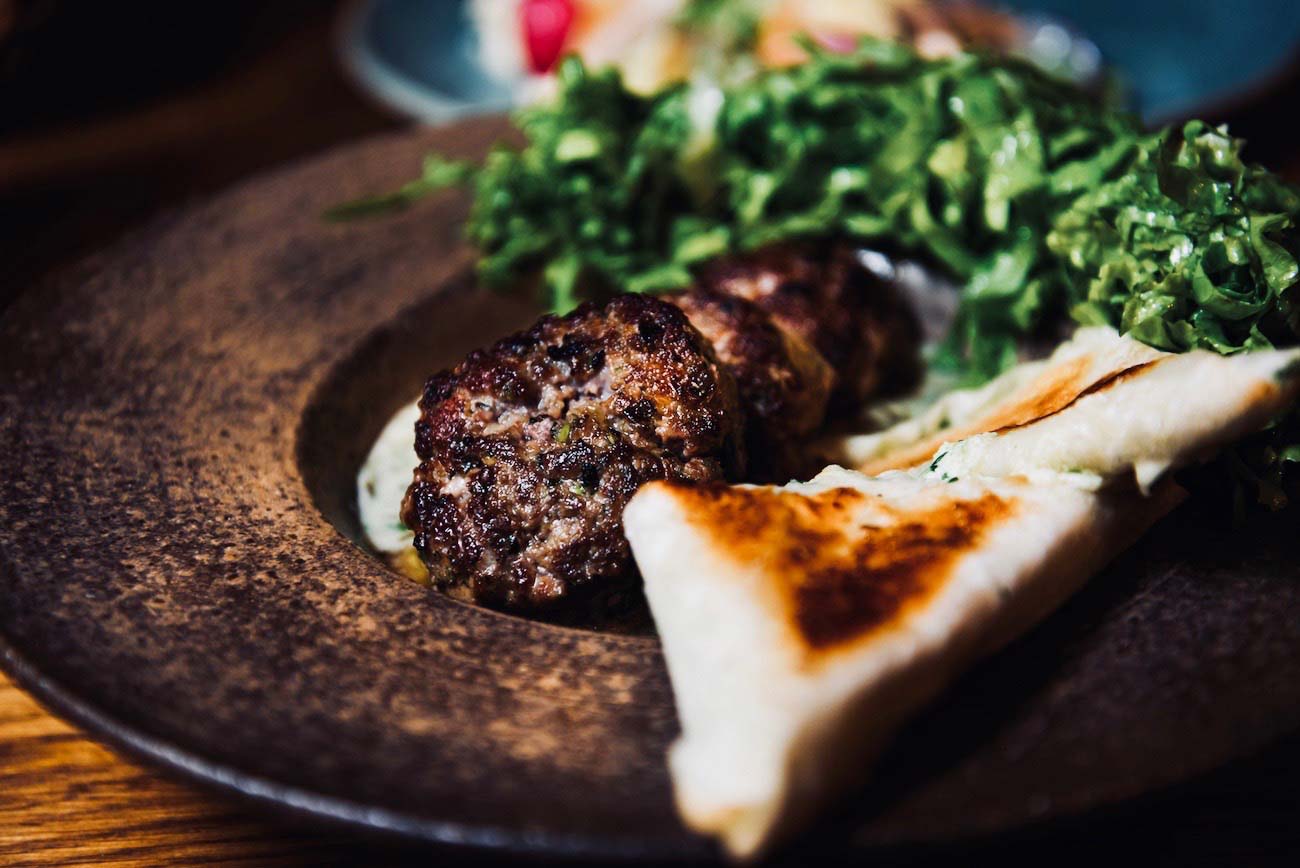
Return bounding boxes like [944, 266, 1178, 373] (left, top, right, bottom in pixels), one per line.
[1049, 120, 1300, 359]
[340, 38, 1300, 508]
[338, 41, 1144, 336]
[324, 155, 474, 220]
[341, 42, 1299, 376]
[554, 419, 573, 443]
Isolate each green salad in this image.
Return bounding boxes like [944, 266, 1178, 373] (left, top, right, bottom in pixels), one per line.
[334, 39, 1300, 507]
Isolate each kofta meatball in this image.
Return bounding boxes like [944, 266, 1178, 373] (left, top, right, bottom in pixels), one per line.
[696, 241, 921, 410]
[668, 288, 834, 481]
[401, 294, 745, 611]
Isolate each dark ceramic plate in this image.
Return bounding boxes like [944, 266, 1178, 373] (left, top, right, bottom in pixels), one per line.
[3, 121, 1300, 862]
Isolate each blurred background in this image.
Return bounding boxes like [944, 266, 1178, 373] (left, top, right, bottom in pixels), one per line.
[0, 1, 396, 309]
[3, 0, 1300, 313]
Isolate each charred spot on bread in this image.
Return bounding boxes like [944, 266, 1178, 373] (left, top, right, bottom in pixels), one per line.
[672, 483, 1016, 658]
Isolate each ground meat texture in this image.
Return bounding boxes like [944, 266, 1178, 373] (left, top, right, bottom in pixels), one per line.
[695, 241, 921, 411]
[669, 289, 834, 481]
[401, 294, 745, 611]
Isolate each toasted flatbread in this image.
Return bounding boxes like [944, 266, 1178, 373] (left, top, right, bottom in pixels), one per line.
[624, 336, 1300, 859]
[825, 327, 1168, 475]
[627, 470, 1181, 858]
[923, 347, 1300, 492]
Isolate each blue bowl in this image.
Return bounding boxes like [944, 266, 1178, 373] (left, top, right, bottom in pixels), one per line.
[338, 0, 512, 122]
[339, 0, 1300, 124]
[1001, 0, 1300, 121]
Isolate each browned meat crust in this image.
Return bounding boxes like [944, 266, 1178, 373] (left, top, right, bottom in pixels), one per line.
[669, 289, 834, 481]
[401, 294, 745, 611]
[401, 244, 921, 612]
[696, 241, 921, 410]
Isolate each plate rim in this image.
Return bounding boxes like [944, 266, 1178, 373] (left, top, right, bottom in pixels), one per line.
[0, 130, 704, 862]
[4, 121, 1300, 862]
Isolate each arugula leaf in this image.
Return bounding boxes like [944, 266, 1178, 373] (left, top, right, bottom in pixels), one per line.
[1049, 120, 1300, 357]
[324, 155, 475, 220]
[339, 39, 1300, 507]
[410, 43, 1143, 348]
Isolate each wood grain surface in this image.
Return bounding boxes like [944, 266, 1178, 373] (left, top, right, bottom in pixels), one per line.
[0, 669, 497, 867]
[2, 671, 302, 866]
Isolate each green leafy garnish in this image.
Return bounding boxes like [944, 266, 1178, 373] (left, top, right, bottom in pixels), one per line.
[342, 40, 1300, 368]
[339, 38, 1300, 507]
[1050, 120, 1300, 357]
[324, 155, 475, 220]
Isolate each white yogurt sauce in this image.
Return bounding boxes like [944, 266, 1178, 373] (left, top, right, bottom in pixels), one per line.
[356, 399, 421, 554]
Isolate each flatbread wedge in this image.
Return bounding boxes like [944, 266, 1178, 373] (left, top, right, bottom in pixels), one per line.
[627, 470, 1181, 858]
[824, 326, 1170, 475]
[623, 337, 1300, 859]
[832, 328, 1300, 487]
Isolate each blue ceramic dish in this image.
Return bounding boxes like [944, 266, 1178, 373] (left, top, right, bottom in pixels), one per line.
[339, 0, 1300, 125]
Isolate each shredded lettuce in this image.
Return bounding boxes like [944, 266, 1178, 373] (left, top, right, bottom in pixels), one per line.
[340, 41, 1143, 346]
[1051, 120, 1300, 357]
[336, 39, 1300, 507]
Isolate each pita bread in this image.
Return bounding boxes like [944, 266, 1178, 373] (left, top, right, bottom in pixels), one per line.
[627, 470, 1181, 858]
[624, 335, 1300, 859]
[926, 346, 1300, 492]
[825, 327, 1168, 475]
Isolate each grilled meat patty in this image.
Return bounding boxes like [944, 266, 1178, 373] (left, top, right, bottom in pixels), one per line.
[401, 294, 745, 611]
[696, 241, 921, 410]
[668, 289, 834, 481]
[402, 244, 921, 612]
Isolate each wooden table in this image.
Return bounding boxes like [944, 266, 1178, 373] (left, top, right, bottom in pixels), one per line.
[0, 672, 367, 867]
[3, 5, 1300, 866]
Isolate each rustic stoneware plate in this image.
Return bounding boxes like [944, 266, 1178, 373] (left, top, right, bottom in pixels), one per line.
[3, 121, 1300, 862]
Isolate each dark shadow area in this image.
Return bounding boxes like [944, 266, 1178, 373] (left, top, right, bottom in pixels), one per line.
[0, 1, 400, 313]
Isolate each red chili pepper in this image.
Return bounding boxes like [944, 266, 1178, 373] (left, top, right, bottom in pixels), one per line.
[521, 0, 575, 74]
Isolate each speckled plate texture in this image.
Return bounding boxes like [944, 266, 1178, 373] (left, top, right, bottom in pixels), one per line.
[3, 120, 1300, 862]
